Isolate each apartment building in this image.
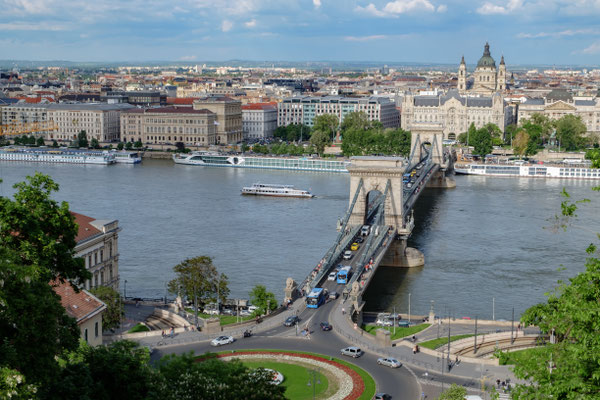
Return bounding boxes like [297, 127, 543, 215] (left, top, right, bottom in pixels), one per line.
[47, 103, 134, 142]
[277, 96, 400, 129]
[242, 103, 277, 140]
[401, 89, 513, 139]
[193, 96, 243, 144]
[1, 103, 52, 135]
[72, 212, 121, 292]
[120, 106, 217, 146]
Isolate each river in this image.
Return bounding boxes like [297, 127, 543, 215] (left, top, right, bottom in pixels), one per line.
[1, 159, 598, 320]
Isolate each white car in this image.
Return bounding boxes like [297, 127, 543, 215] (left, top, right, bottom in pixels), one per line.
[343, 250, 353, 260]
[211, 335, 235, 346]
[377, 357, 402, 368]
[328, 272, 337, 281]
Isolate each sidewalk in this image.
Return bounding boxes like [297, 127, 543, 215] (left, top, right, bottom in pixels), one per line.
[330, 297, 522, 392]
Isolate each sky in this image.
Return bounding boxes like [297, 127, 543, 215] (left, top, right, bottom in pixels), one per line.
[1, 0, 600, 65]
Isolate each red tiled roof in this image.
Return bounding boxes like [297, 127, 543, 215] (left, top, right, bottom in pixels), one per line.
[242, 102, 277, 111]
[53, 281, 106, 323]
[71, 212, 102, 243]
[166, 97, 198, 105]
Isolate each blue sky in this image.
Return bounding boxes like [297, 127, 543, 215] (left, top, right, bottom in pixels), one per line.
[1, 0, 600, 65]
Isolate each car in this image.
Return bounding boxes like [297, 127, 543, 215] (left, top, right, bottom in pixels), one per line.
[355, 236, 364, 243]
[406, 182, 413, 188]
[328, 291, 339, 300]
[248, 305, 259, 313]
[343, 250, 353, 260]
[210, 335, 234, 346]
[284, 315, 300, 327]
[222, 308, 236, 316]
[239, 309, 252, 316]
[320, 322, 332, 331]
[398, 321, 411, 328]
[361, 225, 370, 236]
[374, 393, 392, 400]
[341, 346, 363, 358]
[334, 264, 343, 272]
[377, 357, 402, 368]
[328, 272, 337, 281]
[350, 242, 360, 251]
[376, 318, 393, 327]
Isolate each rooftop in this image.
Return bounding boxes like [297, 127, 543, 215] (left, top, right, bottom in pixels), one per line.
[53, 281, 106, 324]
[123, 106, 213, 115]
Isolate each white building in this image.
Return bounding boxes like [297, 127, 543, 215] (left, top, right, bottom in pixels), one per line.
[278, 96, 400, 129]
[242, 103, 277, 140]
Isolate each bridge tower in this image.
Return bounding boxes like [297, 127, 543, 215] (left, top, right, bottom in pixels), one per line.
[346, 156, 423, 268]
[410, 127, 456, 189]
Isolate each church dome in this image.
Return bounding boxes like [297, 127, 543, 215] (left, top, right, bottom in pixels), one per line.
[476, 42, 496, 68]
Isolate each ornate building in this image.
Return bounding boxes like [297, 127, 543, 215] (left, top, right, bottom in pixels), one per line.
[458, 42, 506, 95]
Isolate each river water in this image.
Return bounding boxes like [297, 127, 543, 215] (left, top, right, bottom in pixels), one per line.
[0, 159, 598, 320]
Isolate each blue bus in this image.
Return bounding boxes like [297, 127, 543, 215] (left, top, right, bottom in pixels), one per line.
[402, 173, 411, 183]
[306, 288, 326, 309]
[337, 266, 352, 284]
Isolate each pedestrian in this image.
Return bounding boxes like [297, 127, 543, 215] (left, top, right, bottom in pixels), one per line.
[161, 330, 165, 338]
[342, 307, 345, 315]
[455, 356, 459, 364]
[412, 335, 416, 342]
[413, 346, 417, 354]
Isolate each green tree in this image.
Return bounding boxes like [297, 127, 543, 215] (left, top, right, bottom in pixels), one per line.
[241, 142, 250, 153]
[313, 114, 339, 142]
[13, 136, 21, 145]
[77, 130, 88, 148]
[0, 368, 38, 400]
[482, 123, 503, 146]
[513, 129, 529, 158]
[309, 129, 331, 155]
[36, 136, 45, 146]
[457, 131, 468, 145]
[134, 140, 143, 149]
[466, 123, 477, 147]
[167, 256, 229, 322]
[505, 124, 518, 146]
[125, 141, 133, 150]
[341, 111, 370, 133]
[174, 142, 185, 152]
[90, 138, 100, 149]
[555, 114, 587, 151]
[273, 126, 287, 140]
[89, 286, 123, 331]
[438, 384, 468, 400]
[530, 113, 555, 145]
[52, 140, 59, 148]
[117, 142, 124, 150]
[27, 135, 36, 145]
[470, 127, 493, 160]
[586, 148, 600, 168]
[249, 285, 278, 316]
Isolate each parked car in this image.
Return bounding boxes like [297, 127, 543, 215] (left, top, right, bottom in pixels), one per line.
[222, 308, 236, 316]
[340, 346, 363, 358]
[284, 315, 300, 327]
[239, 309, 252, 317]
[374, 393, 392, 400]
[320, 322, 332, 331]
[398, 321, 411, 328]
[210, 335, 234, 347]
[328, 272, 337, 281]
[377, 357, 401, 368]
[343, 250, 353, 260]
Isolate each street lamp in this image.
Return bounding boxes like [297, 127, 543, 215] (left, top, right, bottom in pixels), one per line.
[124, 280, 127, 299]
[408, 293, 411, 326]
[307, 369, 321, 400]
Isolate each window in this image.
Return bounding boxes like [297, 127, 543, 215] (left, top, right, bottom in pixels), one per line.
[84, 328, 88, 342]
[109, 242, 112, 257]
[100, 250, 103, 262]
[94, 253, 97, 265]
[95, 322, 99, 337]
[88, 255, 92, 267]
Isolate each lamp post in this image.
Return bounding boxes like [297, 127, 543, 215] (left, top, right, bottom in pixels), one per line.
[408, 293, 411, 326]
[124, 280, 127, 299]
[493, 297, 495, 321]
[307, 369, 321, 400]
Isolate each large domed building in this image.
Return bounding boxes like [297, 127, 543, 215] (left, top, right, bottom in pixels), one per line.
[458, 42, 506, 95]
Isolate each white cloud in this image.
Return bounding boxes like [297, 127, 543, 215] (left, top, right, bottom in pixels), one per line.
[436, 4, 447, 12]
[0, 21, 68, 31]
[356, 0, 443, 17]
[344, 34, 388, 42]
[517, 28, 600, 39]
[244, 19, 257, 28]
[221, 19, 233, 32]
[355, 3, 387, 17]
[477, 0, 522, 15]
[179, 55, 197, 61]
[582, 41, 600, 54]
[313, 0, 321, 8]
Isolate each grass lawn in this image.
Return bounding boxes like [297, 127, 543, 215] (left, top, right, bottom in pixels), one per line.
[362, 323, 431, 341]
[213, 349, 376, 400]
[420, 334, 474, 350]
[127, 323, 149, 333]
[497, 346, 550, 365]
[184, 309, 253, 325]
[243, 361, 328, 400]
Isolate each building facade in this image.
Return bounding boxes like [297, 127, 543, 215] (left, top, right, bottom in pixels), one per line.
[458, 43, 506, 95]
[242, 103, 277, 140]
[120, 106, 217, 146]
[277, 96, 400, 129]
[518, 91, 600, 135]
[401, 89, 512, 138]
[46, 103, 134, 142]
[193, 96, 243, 144]
[0, 103, 54, 136]
[73, 212, 120, 292]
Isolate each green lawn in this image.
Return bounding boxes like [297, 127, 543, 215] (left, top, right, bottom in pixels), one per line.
[242, 361, 328, 400]
[127, 323, 149, 333]
[362, 323, 431, 341]
[420, 334, 474, 350]
[496, 346, 550, 365]
[213, 349, 376, 400]
[184, 309, 253, 325]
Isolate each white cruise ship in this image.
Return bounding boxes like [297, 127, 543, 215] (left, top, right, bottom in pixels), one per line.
[455, 163, 600, 180]
[241, 183, 314, 198]
[110, 150, 142, 164]
[0, 146, 115, 165]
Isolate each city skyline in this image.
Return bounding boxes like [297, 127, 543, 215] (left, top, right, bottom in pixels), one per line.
[1, 0, 600, 65]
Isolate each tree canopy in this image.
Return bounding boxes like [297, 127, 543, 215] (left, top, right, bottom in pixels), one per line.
[312, 114, 339, 142]
[555, 114, 587, 151]
[249, 285, 278, 316]
[470, 126, 493, 160]
[89, 286, 123, 331]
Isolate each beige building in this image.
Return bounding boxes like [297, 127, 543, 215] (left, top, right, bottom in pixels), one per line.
[54, 281, 106, 346]
[458, 42, 506, 95]
[401, 89, 512, 139]
[73, 212, 120, 292]
[518, 89, 600, 135]
[47, 103, 134, 142]
[193, 96, 243, 144]
[120, 106, 217, 146]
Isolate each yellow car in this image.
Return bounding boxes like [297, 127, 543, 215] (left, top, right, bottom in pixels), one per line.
[350, 242, 360, 251]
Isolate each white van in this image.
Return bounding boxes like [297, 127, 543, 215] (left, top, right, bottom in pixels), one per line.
[361, 225, 370, 236]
